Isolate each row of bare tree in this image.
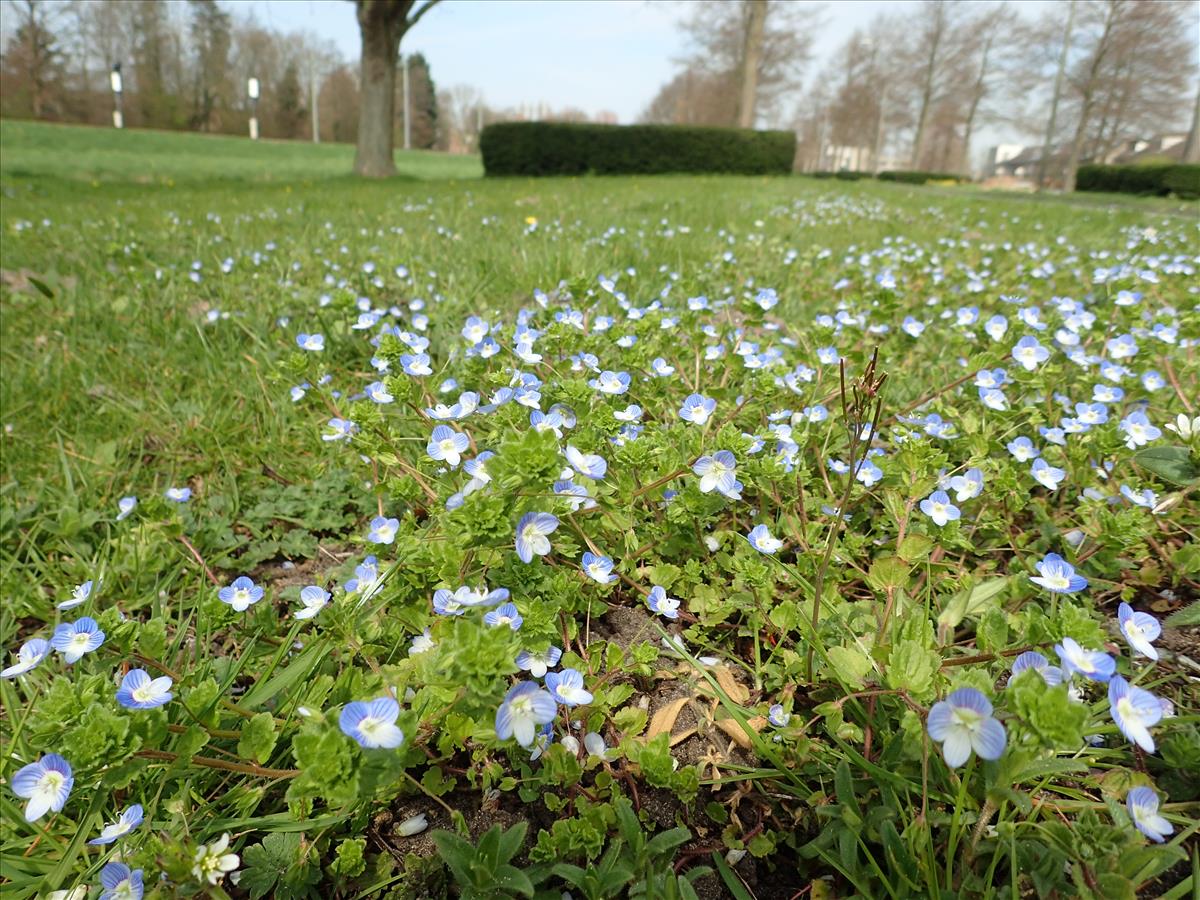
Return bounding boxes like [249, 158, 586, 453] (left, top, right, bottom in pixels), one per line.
[642, 0, 1200, 184]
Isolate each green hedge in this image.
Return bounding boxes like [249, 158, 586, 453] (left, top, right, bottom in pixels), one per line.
[877, 170, 966, 184]
[479, 122, 796, 177]
[1075, 163, 1199, 199]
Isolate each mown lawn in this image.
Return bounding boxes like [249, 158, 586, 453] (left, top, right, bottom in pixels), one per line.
[1, 124, 1196, 900]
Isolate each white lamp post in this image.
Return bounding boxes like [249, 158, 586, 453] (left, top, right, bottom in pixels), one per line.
[110, 63, 124, 129]
[248, 77, 260, 140]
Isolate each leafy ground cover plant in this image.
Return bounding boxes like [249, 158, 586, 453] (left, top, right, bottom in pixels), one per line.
[1, 153, 1197, 899]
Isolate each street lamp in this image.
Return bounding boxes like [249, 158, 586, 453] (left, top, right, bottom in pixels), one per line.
[247, 77, 260, 140]
[110, 63, 124, 129]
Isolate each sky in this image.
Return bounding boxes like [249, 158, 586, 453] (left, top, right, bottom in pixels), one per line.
[232, 0, 1052, 144]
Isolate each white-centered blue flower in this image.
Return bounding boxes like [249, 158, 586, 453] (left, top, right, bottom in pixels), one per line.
[164, 486, 192, 502]
[926, 688, 1006, 768]
[116, 496, 137, 520]
[11, 753, 73, 821]
[647, 585, 680, 619]
[546, 668, 593, 707]
[1, 638, 50, 678]
[768, 704, 791, 727]
[495, 682, 557, 747]
[89, 804, 144, 845]
[339, 697, 405, 749]
[589, 370, 631, 395]
[565, 445, 607, 480]
[1031, 458, 1065, 490]
[322, 418, 357, 442]
[116, 669, 174, 709]
[294, 585, 331, 620]
[99, 861, 144, 900]
[1119, 411, 1162, 449]
[515, 512, 558, 563]
[345, 555, 382, 601]
[218, 576, 263, 612]
[365, 381, 394, 404]
[296, 332, 324, 351]
[694, 450, 740, 499]
[1011, 336, 1049, 371]
[747, 524, 783, 554]
[427, 425, 469, 468]
[920, 490, 960, 527]
[51, 617, 105, 663]
[1108, 675, 1163, 752]
[1126, 787, 1173, 843]
[367, 515, 399, 544]
[1117, 602, 1161, 660]
[679, 393, 717, 425]
[484, 602, 524, 630]
[1029, 553, 1087, 593]
[516, 646, 562, 678]
[948, 468, 983, 502]
[1009, 651, 1063, 686]
[581, 552, 616, 584]
[1054, 637, 1114, 682]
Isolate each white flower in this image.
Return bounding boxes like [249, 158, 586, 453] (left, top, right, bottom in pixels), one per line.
[397, 813, 429, 836]
[1164, 413, 1198, 439]
[192, 833, 240, 885]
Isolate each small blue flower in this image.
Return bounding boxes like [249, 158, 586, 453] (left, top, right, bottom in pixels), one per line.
[0, 637, 50, 678]
[919, 490, 960, 527]
[495, 682, 557, 747]
[515, 512, 558, 563]
[10, 753, 73, 821]
[1126, 787, 1173, 843]
[647, 585, 680, 619]
[345, 555, 382, 600]
[116, 496, 137, 520]
[768, 704, 791, 727]
[516, 646, 562, 678]
[581, 552, 617, 584]
[1009, 651, 1063, 686]
[56, 579, 93, 611]
[545, 668, 593, 707]
[99, 862, 144, 900]
[116, 669, 174, 709]
[1006, 436, 1039, 462]
[948, 468, 983, 501]
[1031, 458, 1066, 490]
[367, 515, 399, 545]
[1054, 637, 1114, 683]
[365, 381, 394, 404]
[1029, 553, 1087, 593]
[588, 370, 631, 395]
[296, 332, 325, 352]
[218, 576, 263, 613]
[164, 486, 192, 502]
[565, 445, 607, 480]
[693, 450, 740, 499]
[1119, 411, 1161, 449]
[1108, 675, 1163, 753]
[926, 688, 1006, 768]
[295, 585, 331, 620]
[484, 602, 524, 631]
[427, 425, 470, 468]
[50, 617, 105, 664]
[1011, 336, 1049, 371]
[1117, 602, 1161, 660]
[322, 418, 357, 442]
[679, 393, 716, 425]
[747, 524, 782, 554]
[339, 697, 405, 749]
[89, 804, 145, 845]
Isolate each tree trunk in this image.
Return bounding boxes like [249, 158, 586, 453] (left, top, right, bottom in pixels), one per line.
[959, 30, 994, 177]
[909, 7, 944, 170]
[354, 1, 406, 178]
[1037, 0, 1075, 190]
[1064, 1, 1122, 192]
[1183, 83, 1200, 163]
[736, 0, 767, 129]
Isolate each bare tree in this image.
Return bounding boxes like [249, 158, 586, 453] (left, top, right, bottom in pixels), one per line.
[351, 0, 441, 178]
[2, 0, 65, 118]
[736, 0, 767, 127]
[903, 0, 973, 169]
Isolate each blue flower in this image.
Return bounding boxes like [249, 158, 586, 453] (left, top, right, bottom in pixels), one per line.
[693, 450, 740, 499]
[295, 585, 331, 620]
[565, 445, 607, 480]
[516, 646, 562, 678]
[1126, 787, 1173, 843]
[401, 352, 432, 376]
[1118, 603, 1161, 660]
[1, 637, 50, 678]
[365, 381, 394, 404]
[1054, 637, 1114, 682]
[339, 697, 405, 749]
[89, 804, 144, 845]
[322, 418, 357, 442]
[218, 576, 263, 612]
[948, 468, 983, 501]
[515, 512, 558, 563]
[164, 486, 192, 502]
[99, 862, 144, 900]
[484, 602, 524, 631]
[581, 552, 617, 584]
[926, 688, 1006, 768]
[10, 753, 73, 821]
[1029, 553, 1087, 593]
[545, 668, 593, 707]
[50, 617, 105, 664]
[919, 490, 960, 527]
[1011, 336, 1049, 371]
[495, 682, 557, 747]
[747, 524, 782, 553]
[1119, 411, 1161, 449]
[345, 556, 382, 600]
[1031, 458, 1065, 490]
[56, 579, 94, 611]
[296, 332, 324, 351]
[427, 425, 469, 468]
[647, 585, 680, 619]
[589, 370, 631, 395]
[1006, 436, 1039, 462]
[116, 496, 137, 520]
[1108, 675, 1163, 752]
[116, 669, 174, 709]
[367, 515, 399, 545]
[679, 393, 716, 425]
[1009, 650, 1063, 686]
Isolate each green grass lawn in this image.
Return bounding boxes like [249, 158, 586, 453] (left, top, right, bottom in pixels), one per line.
[1, 124, 1196, 899]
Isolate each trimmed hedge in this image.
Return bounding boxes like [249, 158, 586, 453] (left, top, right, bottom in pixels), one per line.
[479, 122, 796, 177]
[877, 170, 966, 184]
[1075, 163, 1200, 199]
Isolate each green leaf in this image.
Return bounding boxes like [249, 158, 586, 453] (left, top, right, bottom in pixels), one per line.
[884, 640, 941, 701]
[237, 712, 278, 765]
[826, 644, 873, 689]
[1134, 446, 1199, 486]
[1165, 601, 1200, 628]
[240, 640, 327, 711]
[937, 577, 1009, 637]
[867, 556, 911, 592]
